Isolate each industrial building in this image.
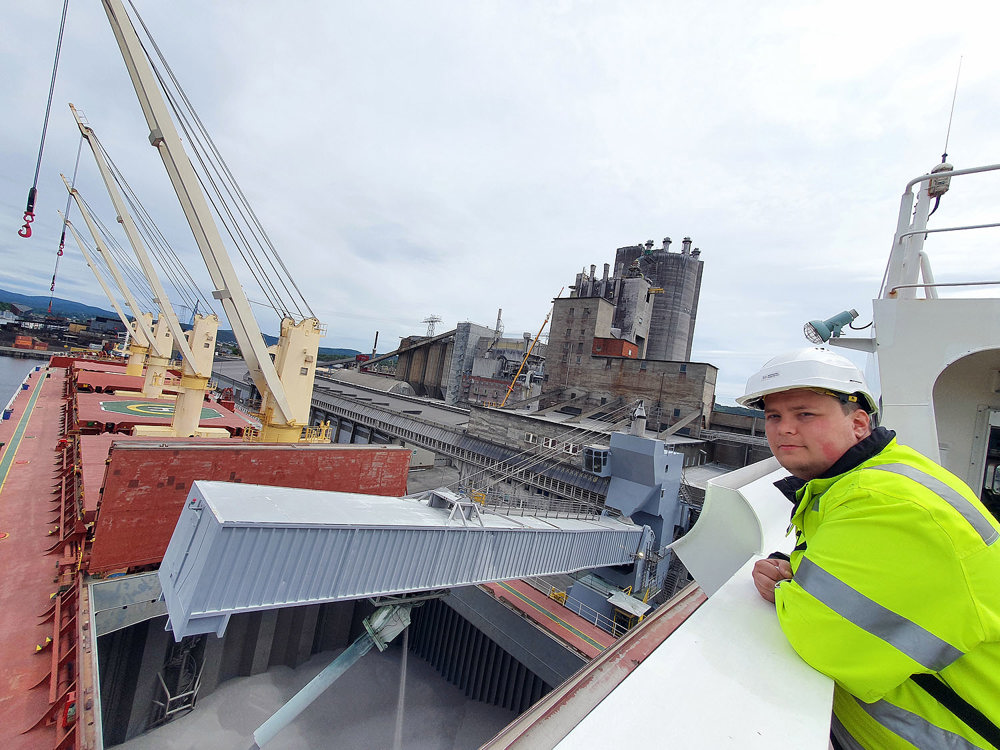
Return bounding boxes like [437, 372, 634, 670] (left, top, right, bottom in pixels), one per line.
[377, 235, 710, 440]
[613, 236, 704, 362]
[542, 235, 713, 439]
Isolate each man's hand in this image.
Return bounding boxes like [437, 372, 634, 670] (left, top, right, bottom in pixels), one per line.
[752, 557, 793, 603]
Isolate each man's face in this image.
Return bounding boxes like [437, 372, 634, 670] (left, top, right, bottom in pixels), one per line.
[763, 389, 871, 480]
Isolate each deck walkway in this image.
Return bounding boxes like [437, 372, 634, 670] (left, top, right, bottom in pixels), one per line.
[481, 580, 617, 659]
[0, 367, 66, 749]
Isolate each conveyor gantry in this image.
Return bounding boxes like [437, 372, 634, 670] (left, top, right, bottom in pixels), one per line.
[159, 482, 651, 640]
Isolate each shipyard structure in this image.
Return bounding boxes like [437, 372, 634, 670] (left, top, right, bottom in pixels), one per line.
[31, 230, 770, 748]
[0, 230, 775, 749]
[329, 235, 714, 438]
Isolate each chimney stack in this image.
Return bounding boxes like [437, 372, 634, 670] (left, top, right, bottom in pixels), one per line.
[682, 237, 692, 255]
[630, 401, 647, 436]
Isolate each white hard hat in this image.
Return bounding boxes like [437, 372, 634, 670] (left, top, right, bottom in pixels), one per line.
[736, 347, 879, 415]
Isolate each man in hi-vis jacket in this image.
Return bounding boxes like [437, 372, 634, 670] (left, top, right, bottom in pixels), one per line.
[739, 347, 1000, 750]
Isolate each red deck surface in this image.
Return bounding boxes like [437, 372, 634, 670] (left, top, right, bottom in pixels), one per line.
[482, 580, 618, 659]
[86, 440, 412, 573]
[50, 355, 128, 370]
[72, 360, 182, 395]
[0, 367, 69, 748]
[74, 371, 146, 394]
[69, 360, 128, 373]
[75, 392, 248, 435]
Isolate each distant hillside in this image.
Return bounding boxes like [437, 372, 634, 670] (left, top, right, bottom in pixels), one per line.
[215, 329, 360, 357]
[0, 290, 361, 357]
[0, 288, 117, 320]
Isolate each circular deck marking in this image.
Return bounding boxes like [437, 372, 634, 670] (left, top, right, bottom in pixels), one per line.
[98, 400, 224, 419]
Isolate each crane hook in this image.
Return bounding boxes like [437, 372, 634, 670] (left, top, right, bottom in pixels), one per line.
[18, 211, 35, 238]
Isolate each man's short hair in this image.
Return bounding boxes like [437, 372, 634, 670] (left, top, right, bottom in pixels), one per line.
[839, 399, 866, 416]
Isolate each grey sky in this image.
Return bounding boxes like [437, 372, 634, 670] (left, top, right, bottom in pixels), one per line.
[3, 1, 999, 404]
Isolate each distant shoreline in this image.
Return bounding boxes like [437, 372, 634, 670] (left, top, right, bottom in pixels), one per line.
[0, 348, 56, 362]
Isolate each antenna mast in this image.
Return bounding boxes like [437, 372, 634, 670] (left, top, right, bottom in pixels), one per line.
[942, 56, 963, 162]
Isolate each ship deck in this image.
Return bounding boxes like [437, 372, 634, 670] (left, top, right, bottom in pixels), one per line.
[0, 366, 77, 748]
[482, 580, 617, 659]
[75, 392, 247, 435]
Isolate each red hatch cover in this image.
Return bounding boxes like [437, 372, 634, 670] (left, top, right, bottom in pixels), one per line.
[87, 441, 411, 573]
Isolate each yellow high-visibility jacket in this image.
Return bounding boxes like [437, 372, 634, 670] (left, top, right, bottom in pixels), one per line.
[774, 435, 1000, 749]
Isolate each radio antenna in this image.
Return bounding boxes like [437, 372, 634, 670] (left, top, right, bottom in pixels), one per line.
[942, 56, 963, 163]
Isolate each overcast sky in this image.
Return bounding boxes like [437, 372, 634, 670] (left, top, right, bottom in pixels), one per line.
[3, 1, 1000, 404]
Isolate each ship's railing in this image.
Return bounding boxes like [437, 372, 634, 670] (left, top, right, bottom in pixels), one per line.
[468, 483, 602, 520]
[242, 420, 331, 443]
[885, 163, 1000, 300]
[300, 422, 331, 443]
[562, 596, 630, 638]
[522, 576, 633, 638]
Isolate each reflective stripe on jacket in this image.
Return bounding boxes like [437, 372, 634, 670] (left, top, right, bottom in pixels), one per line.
[774, 439, 1000, 749]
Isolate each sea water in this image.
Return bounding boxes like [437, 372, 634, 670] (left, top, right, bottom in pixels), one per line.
[0, 355, 37, 408]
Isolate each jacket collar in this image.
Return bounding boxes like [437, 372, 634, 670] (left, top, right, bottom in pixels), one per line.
[773, 426, 896, 503]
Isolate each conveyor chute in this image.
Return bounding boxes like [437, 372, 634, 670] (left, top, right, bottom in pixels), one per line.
[159, 481, 651, 640]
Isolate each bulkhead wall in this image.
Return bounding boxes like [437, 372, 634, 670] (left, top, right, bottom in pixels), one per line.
[932, 348, 1000, 491]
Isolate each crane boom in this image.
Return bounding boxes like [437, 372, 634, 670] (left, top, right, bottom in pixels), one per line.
[62, 218, 131, 333]
[62, 178, 176, 395]
[99, 0, 309, 432]
[61, 175, 159, 354]
[498, 288, 562, 408]
[69, 104, 201, 373]
[62, 214, 153, 375]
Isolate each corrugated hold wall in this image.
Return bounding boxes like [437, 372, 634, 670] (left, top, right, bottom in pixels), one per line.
[409, 598, 549, 715]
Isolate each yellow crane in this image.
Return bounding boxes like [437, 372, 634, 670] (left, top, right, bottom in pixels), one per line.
[498, 288, 562, 408]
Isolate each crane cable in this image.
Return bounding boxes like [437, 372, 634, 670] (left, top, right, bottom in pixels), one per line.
[126, 0, 315, 321]
[19, 0, 71, 239]
[453, 399, 640, 497]
[48, 134, 85, 313]
[79, 195, 158, 312]
[95, 137, 216, 315]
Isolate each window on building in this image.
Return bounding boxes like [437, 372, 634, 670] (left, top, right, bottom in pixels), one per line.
[576, 356, 581, 363]
[565, 328, 572, 336]
[583, 307, 591, 317]
[576, 342, 584, 353]
[564, 443, 580, 455]
[524, 432, 537, 443]
[542, 437, 558, 449]
[673, 408, 681, 417]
